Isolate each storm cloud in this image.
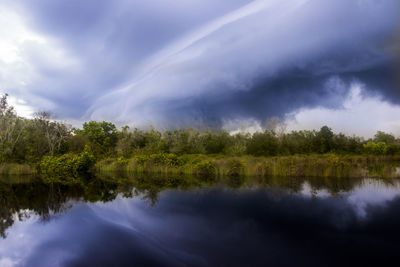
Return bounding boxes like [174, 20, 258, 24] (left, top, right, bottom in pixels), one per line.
[1, 0, 399, 130]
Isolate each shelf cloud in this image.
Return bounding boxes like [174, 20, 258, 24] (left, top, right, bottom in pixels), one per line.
[0, 0, 399, 134]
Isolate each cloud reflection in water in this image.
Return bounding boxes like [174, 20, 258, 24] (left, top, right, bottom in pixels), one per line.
[1, 180, 400, 266]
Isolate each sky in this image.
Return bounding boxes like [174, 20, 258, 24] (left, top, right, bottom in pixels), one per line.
[0, 0, 399, 137]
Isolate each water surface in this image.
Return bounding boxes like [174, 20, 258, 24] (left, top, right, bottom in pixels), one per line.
[1, 175, 400, 267]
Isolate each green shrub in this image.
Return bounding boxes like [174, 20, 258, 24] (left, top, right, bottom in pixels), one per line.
[164, 153, 187, 167]
[135, 155, 149, 166]
[363, 141, 387, 155]
[194, 161, 216, 177]
[227, 159, 246, 177]
[149, 153, 170, 165]
[116, 156, 129, 166]
[386, 144, 400, 155]
[39, 146, 95, 183]
[39, 154, 79, 183]
[147, 153, 186, 167]
[76, 145, 96, 171]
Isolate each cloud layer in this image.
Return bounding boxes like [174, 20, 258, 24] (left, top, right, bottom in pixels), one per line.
[0, 0, 399, 132]
[286, 84, 400, 137]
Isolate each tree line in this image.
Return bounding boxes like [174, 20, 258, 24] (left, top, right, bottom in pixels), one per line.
[1, 94, 399, 165]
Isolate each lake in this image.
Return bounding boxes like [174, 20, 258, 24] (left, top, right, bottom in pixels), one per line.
[1, 175, 400, 267]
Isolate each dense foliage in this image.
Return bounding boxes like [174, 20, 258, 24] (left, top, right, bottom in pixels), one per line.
[1, 94, 400, 169]
[39, 145, 95, 183]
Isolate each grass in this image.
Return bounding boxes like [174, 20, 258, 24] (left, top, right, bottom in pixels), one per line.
[95, 154, 400, 179]
[2, 154, 398, 181]
[0, 163, 36, 176]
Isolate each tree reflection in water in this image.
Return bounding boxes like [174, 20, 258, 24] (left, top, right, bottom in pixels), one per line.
[0, 173, 394, 238]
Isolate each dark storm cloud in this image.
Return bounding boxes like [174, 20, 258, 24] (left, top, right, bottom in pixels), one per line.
[191, 62, 397, 126]
[4, 0, 251, 118]
[3, 0, 400, 125]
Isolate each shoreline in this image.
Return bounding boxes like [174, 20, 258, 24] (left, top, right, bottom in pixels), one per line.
[2, 154, 399, 179]
[95, 154, 400, 179]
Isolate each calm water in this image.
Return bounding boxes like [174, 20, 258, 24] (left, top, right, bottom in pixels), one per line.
[1, 175, 400, 267]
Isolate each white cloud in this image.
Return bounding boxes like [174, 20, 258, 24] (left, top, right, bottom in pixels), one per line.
[223, 117, 263, 134]
[0, 5, 81, 117]
[0, 215, 39, 267]
[7, 96, 35, 118]
[300, 178, 400, 218]
[226, 83, 400, 138]
[285, 84, 400, 138]
[0, 7, 46, 64]
[346, 179, 400, 218]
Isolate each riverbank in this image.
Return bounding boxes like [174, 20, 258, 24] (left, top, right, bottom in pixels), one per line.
[96, 154, 400, 179]
[2, 154, 399, 180]
[0, 163, 36, 176]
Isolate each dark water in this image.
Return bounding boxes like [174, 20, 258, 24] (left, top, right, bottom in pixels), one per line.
[1, 175, 400, 267]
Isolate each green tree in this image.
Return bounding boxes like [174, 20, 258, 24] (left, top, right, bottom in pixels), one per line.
[77, 121, 118, 156]
[116, 125, 134, 157]
[163, 128, 204, 154]
[315, 126, 334, 153]
[246, 132, 279, 156]
[363, 141, 387, 155]
[374, 131, 396, 144]
[203, 130, 231, 154]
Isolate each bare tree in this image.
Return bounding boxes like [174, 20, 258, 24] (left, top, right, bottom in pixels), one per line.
[0, 94, 24, 160]
[34, 111, 71, 156]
